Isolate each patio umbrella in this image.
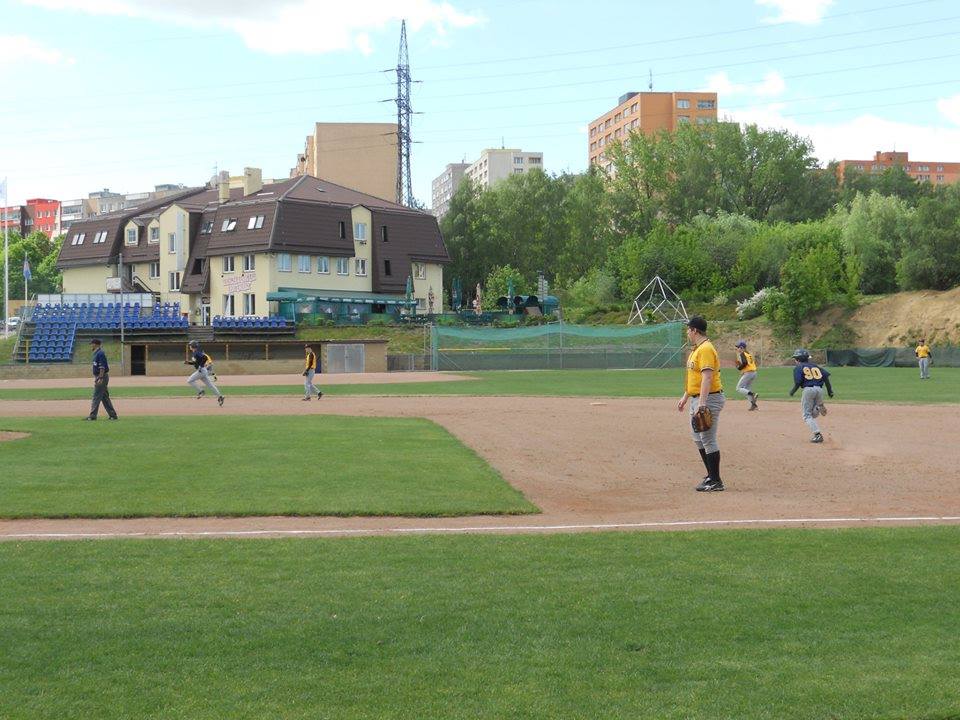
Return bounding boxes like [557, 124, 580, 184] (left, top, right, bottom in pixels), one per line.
[507, 277, 515, 313]
[405, 275, 413, 312]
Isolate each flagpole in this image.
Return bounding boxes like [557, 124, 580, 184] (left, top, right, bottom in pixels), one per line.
[3, 177, 9, 340]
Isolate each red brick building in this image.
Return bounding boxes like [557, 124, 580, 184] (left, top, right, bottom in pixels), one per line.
[1, 205, 27, 236]
[27, 198, 61, 237]
[837, 151, 960, 185]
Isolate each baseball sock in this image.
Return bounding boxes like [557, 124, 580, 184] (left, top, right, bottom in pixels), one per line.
[698, 448, 710, 475]
[705, 450, 721, 483]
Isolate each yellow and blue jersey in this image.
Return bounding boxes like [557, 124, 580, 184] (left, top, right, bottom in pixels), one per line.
[793, 361, 829, 388]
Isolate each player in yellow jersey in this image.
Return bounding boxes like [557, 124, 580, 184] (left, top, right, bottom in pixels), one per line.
[677, 316, 726, 492]
[915, 338, 932, 380]
[302, 344, 323, 400]
[734, 340, 759, 410]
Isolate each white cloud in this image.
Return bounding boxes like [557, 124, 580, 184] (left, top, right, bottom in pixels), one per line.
[756, 0, 833, 25]
[704, 71, 786, 99]
[937, 94, 960, 126]
[20, 0, 482, 55]
[0, 35, 74, 65]
[724, 102, 960, 165]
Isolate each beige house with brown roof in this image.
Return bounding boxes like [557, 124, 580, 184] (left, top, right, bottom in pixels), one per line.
[58, 168, 448, 324]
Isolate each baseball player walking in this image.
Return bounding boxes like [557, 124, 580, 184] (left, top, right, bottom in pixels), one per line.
[184, 340, 224, 406]
[677, 316, 726, 492]
[788, 349, 833, 443]
[302, 344, 323, 401]
[84, 338, 119, 421]
[734, 340, 759, 410]
[915, 338, 932, 379]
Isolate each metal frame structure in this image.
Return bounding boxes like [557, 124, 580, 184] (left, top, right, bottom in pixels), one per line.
[394, 20, 414, 207]
[628, 275, 689, 325]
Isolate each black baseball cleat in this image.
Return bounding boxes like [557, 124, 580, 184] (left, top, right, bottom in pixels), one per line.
[811, 432, 824, 443]
[218, 395, 225, 407]
[83, 416, 96, 421]
[317, 391, 323, 399]
[301, 397, 311, 401]
[749, 393, 759, 410]
[817, 403, 827, 416]
[196, 390, 205, 399]
[696, 478, 724, 492]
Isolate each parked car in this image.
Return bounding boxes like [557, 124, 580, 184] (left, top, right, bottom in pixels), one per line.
[5, 316, 20, 331]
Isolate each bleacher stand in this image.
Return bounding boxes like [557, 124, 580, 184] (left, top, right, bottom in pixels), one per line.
[27, 302, 189, 361]
[212, 316, 290, 331]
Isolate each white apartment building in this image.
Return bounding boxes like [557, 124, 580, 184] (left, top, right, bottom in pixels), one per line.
[430, 163, 470, 218]
[464, 149, 544, 190]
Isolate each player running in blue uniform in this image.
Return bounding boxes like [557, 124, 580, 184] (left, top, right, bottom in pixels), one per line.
[788, 348, 833, 443]
[185, 340, 224, 406]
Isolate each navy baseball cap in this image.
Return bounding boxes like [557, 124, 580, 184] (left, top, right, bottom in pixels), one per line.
[735, 340, 747, 348]
[90, 338, 102, 345]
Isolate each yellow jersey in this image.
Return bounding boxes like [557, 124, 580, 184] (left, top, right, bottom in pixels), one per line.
[915, 344, 930, 358]
[686, 340, 723, 396]
[305, 350, 317, 371]
[738, 350, 757, 373]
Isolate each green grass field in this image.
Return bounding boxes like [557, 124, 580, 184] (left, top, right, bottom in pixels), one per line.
[0, 416, 534, 519]
[1, 366, 957, 403]
[1, 526, 958, 719]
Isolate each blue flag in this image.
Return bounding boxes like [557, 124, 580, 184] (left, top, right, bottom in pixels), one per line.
[23, 257, 31, 282]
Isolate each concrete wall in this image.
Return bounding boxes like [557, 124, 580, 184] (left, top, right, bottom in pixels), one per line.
[62, 265, 110, 294]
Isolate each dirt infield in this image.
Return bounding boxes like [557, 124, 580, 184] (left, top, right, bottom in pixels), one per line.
[2, 394, 958, 540]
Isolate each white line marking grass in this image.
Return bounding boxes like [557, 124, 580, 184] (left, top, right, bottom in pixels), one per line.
[5, 515, 960, 540]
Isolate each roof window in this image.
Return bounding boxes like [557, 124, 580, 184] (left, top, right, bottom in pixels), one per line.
[221, 218, 238, 232]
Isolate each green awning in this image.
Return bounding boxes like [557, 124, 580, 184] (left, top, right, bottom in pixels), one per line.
[266, 291, 299, 301]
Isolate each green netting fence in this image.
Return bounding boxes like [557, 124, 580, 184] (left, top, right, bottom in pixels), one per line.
[827, 347, 960, 367]
[431, 322, 685, 371]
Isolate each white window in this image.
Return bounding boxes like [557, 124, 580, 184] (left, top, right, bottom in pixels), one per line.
[149, 261, 160, 279]
[243, 293, 256, 315]
[221, 218, 238, 232]
[354, 222, 367, 242]
[278, 253, 292, 272]
[677, 99, 690, 109]
[298, 255, 311, 273]
[125, 228, 137, 245]
[318, 256, 329, 274]
[169, 272, 181, 292]
[337, 257, 349, 275]
[514, 156, 523, 165]
[243, 254, 255, 271]
[168, 233, 176, 254]
[697, 99, 715, 109]
[355, 258, 367, 276]
[223, 256, 235, 273]
[247, 215, 265, 230]
[149, 226, 159, 242]
[414, 262, 426, 280]
[71, 233, 85, 245]
[222, 294, 235, 316]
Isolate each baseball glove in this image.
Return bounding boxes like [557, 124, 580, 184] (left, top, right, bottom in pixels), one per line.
[691, 406, 713, 433]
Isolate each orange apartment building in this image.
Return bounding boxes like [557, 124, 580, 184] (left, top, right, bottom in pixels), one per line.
[588, 91, 718, 169]
[837, 151, 960, 185]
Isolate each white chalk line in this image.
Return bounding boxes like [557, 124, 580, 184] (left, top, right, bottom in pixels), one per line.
[4, 515, 960, 539]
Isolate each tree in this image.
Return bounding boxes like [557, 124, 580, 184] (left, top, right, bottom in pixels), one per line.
[483, 265, 527, 303]
[0, 230, 63, 302]
[896, 184, 960, 290]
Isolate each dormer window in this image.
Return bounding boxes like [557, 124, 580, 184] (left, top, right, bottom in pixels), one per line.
[93, 230, 107, 244]
[125, 228, 137, 245]
[201, 221, 214, 235]
[71, 232, 86, 246]
[221, 218, 238, 232]
[149, 226, 160, 242]
[247, 215, 265, 230]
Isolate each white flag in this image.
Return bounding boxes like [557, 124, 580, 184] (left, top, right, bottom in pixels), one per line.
[0, 178, 6, 199]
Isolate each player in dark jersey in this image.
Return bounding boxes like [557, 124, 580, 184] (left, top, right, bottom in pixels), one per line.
[184, 340, 224, 406]
[788, 349, 833, 443]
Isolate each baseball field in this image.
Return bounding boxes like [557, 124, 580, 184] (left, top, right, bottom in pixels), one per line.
[2, 367, 958, 719]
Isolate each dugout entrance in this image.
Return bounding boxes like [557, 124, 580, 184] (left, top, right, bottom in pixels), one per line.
[431, 322, 685, 371]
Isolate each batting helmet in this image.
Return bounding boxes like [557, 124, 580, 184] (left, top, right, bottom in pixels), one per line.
[188, 340, 199, 348]
[791, 348, 810, 362]
[735, 340, 747, 349]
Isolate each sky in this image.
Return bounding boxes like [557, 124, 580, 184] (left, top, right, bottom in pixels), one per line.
[2, 0, 959, 208]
